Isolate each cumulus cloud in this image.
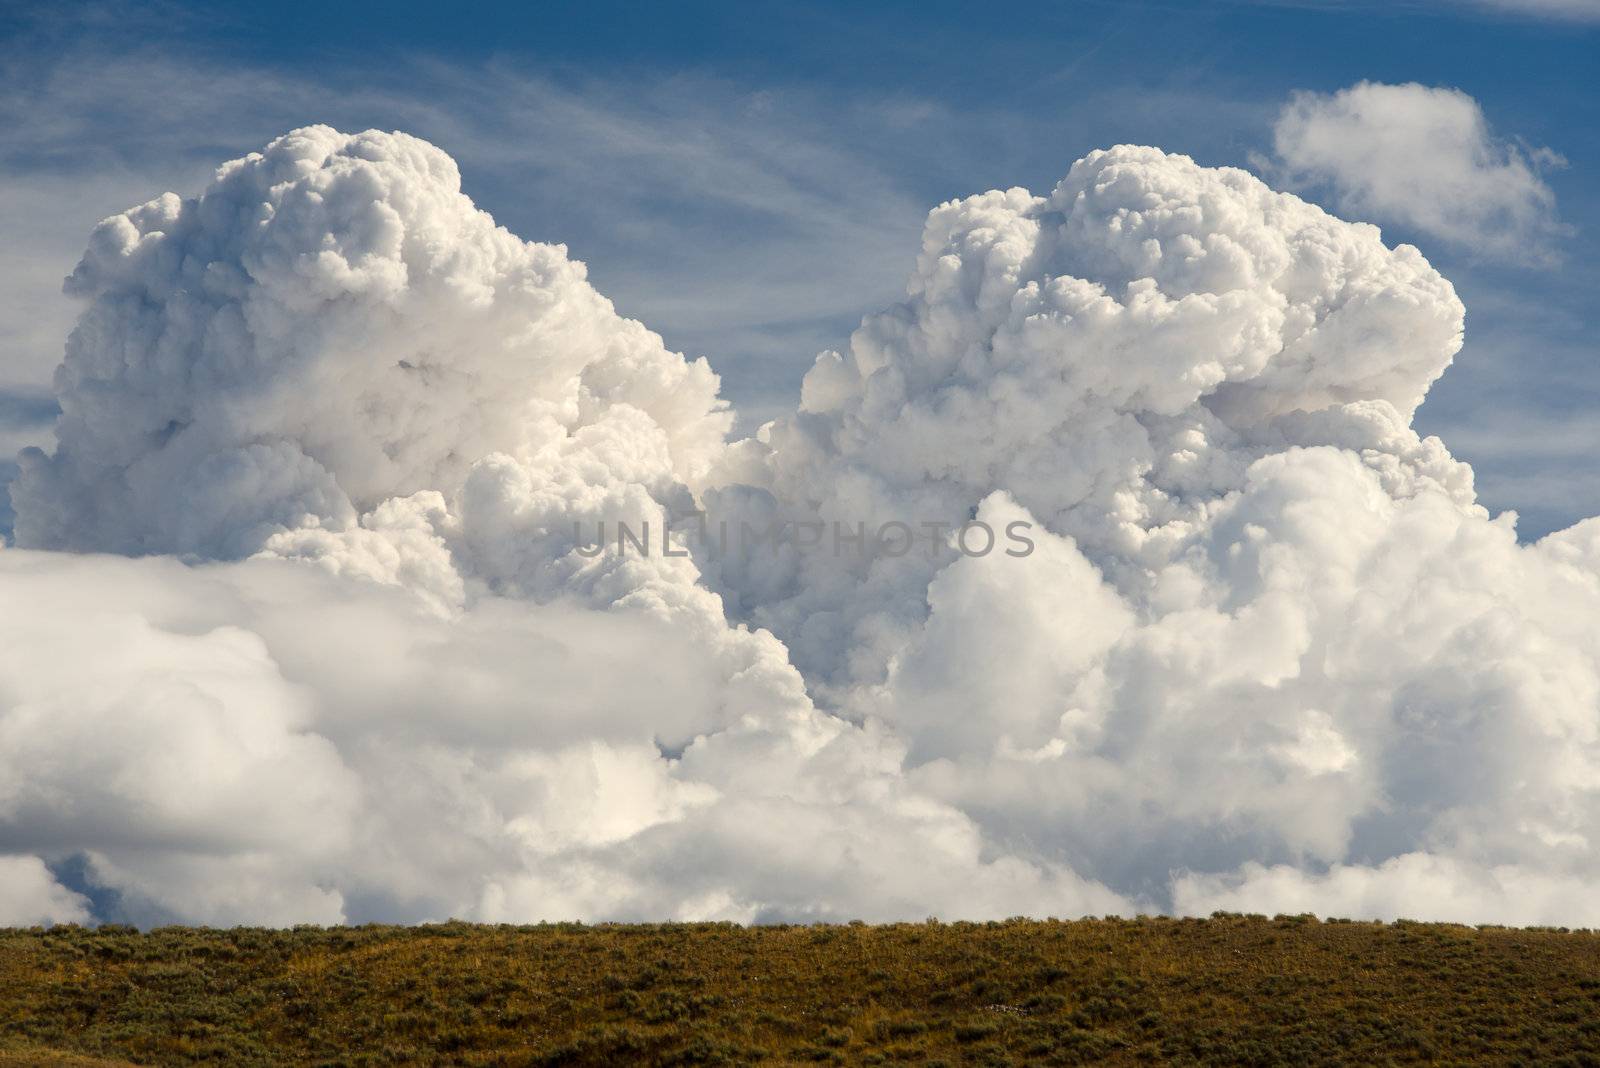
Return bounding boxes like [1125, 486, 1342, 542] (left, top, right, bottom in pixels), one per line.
[0, 856, 91, 927]
[0, 127, 1124, 926]
[703, 145, 1600, 925]
[1173, 853, 1600, 927]
[13, 125, 731, 563]
[3, 128, 1599, 928]
[1270, 81, 1569, 264]
[0, 549, 1117, 925]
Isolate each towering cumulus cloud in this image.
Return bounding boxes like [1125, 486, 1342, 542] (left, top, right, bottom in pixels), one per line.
[3, 130, 1598, 927]
[13, 126, 728, 570]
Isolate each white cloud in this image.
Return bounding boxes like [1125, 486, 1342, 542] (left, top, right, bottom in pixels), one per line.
[1174, 854, 1600, 926]
[0, 128, 1129, 925]
[705, 144, 1600, 922]
[4, 129, 1600, 928]
[13, 125, 735, 561]
[0, 856, 91, 927]
[1270, 81, 1569, 263]
[0, 547, 1126, 926]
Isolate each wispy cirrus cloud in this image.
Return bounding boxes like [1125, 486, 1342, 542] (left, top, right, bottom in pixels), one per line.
[1455, 0, 1600, 21]
[1232, 0, 1600, 23]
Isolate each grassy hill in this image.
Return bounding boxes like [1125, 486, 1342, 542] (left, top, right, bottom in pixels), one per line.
[2, 914, 1598, 1066]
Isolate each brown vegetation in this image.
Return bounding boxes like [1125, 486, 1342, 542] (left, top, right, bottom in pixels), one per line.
[2, 914, 1598, 1065]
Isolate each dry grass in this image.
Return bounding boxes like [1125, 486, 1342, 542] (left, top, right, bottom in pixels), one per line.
[2, 914, 1599, 1065]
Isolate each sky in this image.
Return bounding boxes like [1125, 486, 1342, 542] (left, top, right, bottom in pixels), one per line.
[2, 0, 1596, 536]
[3, 1, 1600, 930]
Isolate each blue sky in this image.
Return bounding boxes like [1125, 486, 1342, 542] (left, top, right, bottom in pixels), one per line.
[1, 0, 1596, 535]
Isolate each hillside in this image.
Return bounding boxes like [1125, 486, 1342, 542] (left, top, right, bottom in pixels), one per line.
[2, 915, 1597, 1066]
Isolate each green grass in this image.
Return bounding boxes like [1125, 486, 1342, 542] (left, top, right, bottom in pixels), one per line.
[2, 914, 1599, 1065]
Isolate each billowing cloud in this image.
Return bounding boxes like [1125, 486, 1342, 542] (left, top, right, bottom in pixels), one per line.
[1173, 853, 1600, 927]
[0, 856, 90, 926]
[0, 548, 1118, 925]
[0, 127, 1124, 925]
[696, 144, 1600, 925]
[12, 126, 730, 564]
[2, 128, 1598, 928]
[1270, 81, 1568, 263]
